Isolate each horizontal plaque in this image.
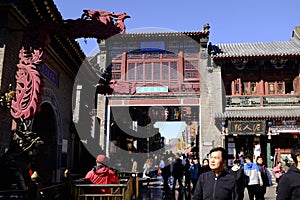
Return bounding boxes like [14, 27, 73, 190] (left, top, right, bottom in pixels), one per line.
[136, 86, 168, 93]
[228, 121, 266, 135]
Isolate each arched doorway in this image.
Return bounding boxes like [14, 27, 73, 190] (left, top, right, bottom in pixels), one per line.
[32, 103, 58, 184]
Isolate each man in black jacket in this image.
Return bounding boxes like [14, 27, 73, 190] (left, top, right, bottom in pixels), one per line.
[277, 143, 300, 200]
[172, 158, 184, 190]
[229, 159, 246, 200]
[192, 147, 237, 200]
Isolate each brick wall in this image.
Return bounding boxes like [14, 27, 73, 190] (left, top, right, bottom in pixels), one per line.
[0, 8, 25, 155]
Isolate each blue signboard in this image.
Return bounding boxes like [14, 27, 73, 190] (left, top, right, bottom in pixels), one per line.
[38, 64, 58, 85]
[136, 86, 168, 93]
[140, 41, 165, 51]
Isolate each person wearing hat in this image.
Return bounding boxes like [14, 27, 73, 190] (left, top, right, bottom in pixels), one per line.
[85, 154, 119, 194]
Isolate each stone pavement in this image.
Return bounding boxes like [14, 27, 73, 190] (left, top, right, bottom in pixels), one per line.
[244, 185, 276, 200]
[137, 176, 277, 200]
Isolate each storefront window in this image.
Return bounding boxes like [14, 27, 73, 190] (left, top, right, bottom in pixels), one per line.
[153, 62, 160, 81]
[170, 62, 178, 80]
[136, 63, 143, 80]
[145, 62, 152, 81]
[278, 82, 284, 94]
[250, 82, 256, 94]
[162, 62, 169, 80]
[184, 60, 198, 79]
[243, 83, 248, 95]
[127, 63, 135, 80]
[269, 82, 275, 94]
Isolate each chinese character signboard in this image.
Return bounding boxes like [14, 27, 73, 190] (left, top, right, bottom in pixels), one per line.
[136, 86, 168, 93]
[228, 121, 266, 135]
[38, 64, 58, 85]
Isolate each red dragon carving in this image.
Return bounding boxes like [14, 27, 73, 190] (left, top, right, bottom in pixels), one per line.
[10, 48, 43, 119]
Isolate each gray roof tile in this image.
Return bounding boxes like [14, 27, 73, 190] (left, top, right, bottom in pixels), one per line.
[215, 107, 300, 119]
[211, 41, 300, 59]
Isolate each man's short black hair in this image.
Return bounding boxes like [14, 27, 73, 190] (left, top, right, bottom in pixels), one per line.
[209, 147, 228, 161]
[245, 155, 253, 161]
[256, 155, 263, 162]
[291, 143, 300, 164]
[233, 159, 240, 165]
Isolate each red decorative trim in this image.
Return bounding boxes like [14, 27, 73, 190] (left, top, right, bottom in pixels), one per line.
[10, 48, 42, 119]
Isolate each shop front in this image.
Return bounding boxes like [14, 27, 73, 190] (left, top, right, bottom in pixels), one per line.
[223, 120, 268, 166]
[269, 119, 300, 167]
[222, 118, 300, 168]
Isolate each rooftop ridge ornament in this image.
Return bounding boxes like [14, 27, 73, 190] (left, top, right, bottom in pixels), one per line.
[10, 47, 42, 119]
[81, 10, 130, 34]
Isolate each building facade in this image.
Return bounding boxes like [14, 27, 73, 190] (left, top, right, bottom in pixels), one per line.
[88, 25, 217, 165]
[90, 25, 300, 167]
[211, 26, 300, 167]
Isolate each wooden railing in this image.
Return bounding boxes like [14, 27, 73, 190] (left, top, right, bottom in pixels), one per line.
[226, 95, 300, 107]
[0, 173, 135, 200]
[72, 177, 133, 200]
[37, 183, 66, 200]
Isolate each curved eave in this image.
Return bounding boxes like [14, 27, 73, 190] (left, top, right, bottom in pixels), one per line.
[210, 40, 300, 61]
[212, 53, 300, 61]
[30, 0, 85, 60]
[31, 0, 63, 23]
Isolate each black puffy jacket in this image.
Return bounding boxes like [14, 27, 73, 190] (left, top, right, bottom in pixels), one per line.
[192, 170, 237, 200]
[277, 165, 300, 200]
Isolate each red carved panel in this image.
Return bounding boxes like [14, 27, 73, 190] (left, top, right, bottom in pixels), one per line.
[10, 48, 42, 119]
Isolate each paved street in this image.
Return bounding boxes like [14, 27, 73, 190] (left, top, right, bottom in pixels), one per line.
[137, 177, 277, 200]
[244, 185, 276, 200]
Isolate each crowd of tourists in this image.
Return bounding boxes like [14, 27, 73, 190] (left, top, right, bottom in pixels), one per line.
[84, 143, 300, 199]
[131, 151, 212, 193]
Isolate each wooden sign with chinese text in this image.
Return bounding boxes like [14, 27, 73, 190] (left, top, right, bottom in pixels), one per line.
[228, 121, 266, 135]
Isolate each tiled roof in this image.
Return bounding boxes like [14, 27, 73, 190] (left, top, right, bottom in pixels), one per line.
[124, 31, 208, 37]
[210, 41, 300, 59]
[215, 108, 300, 119]
[111, 31, 209, 42]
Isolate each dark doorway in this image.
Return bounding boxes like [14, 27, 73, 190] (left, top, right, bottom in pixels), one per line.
[234, 136, 255, 157]
[32, 103, 58, 184]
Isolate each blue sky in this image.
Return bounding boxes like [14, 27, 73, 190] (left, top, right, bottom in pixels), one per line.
[53, 0, 300, 55]
[154, 121, 186, 141]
